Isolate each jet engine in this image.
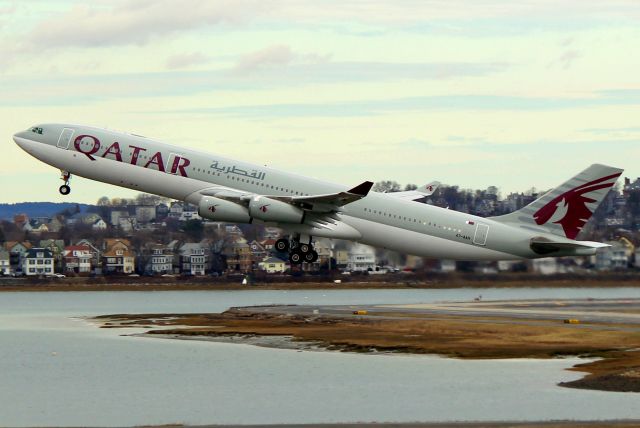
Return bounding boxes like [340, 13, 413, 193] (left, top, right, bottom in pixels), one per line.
[198, 196, 251, 223]
[248, 196, 304, 223]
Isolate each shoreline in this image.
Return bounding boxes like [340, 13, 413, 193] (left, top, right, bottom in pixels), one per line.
[96, 302, 640, 393]
[4, 276, 640, 292]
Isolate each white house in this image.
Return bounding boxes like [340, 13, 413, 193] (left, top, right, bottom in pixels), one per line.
[22, 248, 55, 276]
[345, 244, 376, 272]
[179, 243, 207, 275]
[145, 244, 174, 274]
[0, 249, 10, 275]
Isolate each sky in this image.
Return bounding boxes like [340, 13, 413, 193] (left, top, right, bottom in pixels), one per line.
[1, 0, 639, 204]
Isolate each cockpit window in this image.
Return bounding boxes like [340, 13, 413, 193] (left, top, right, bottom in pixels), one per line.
[30, 127, 43, 135]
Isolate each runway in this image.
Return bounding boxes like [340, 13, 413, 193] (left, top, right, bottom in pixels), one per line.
[238, 298, 640, 330]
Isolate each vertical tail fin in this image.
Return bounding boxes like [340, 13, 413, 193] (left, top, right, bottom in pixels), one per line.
[491, 164, 623, 239]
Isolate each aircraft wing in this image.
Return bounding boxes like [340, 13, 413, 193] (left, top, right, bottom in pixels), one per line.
[388, 181, 440, 201]
[270, 181, 374, 211]
[197, 181, 374, 213]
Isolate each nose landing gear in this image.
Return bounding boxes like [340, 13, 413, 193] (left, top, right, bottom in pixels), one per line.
[59, 171, 71, 195]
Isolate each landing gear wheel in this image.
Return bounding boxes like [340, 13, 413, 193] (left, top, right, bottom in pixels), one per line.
[298, 243, 311, 254]
[59, 184, 71, 195]
[304, 250, 318, 263]
[289, 250, 304, 265]
[275, 238, 289, 252]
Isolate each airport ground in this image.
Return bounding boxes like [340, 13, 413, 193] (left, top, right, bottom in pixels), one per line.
[97, 297, 640, 394]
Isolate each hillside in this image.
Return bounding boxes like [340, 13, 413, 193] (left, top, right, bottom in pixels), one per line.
[0, 202, 92, 220]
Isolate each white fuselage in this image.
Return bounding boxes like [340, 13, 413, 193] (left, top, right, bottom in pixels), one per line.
[13, 124, 557, 260]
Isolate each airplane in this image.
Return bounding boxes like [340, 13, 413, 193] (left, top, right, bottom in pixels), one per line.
[13, 124, 623, 263]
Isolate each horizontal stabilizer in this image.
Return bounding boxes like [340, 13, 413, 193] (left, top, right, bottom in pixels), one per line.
[530, 237, 610, 255]
[388, 181, 440, 201]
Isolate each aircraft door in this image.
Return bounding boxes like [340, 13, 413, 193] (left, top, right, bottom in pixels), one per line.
[473, 223, 489, 246]
[57, 128, 75, 149]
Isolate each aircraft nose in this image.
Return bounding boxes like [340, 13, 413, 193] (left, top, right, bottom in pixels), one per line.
[13, 130, 31, 144]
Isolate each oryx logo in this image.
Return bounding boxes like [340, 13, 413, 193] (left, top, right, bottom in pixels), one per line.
[533, 173, 620, 239]
[207, 205, 218, 213]
[259, 205, 269, 213]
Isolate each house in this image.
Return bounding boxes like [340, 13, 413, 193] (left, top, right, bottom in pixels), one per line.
[168, 202, 184, 219]
[155, 203, 169, 221]
[135, 206, 156, 224]
[75, 239, 102, 273]
[344, 244, 376, 272]
[22, 248, 54, 276]
[63, 245, 94, 274]
[26, 219, 49, 234]
[224, 239, 253, 273]
[0, 249, 10, 275]
[5, 241, 32, 272]
[118, 216, 137, 232]
[178, 211, 201, 222]
[92, 218, 108, 230]
[102, 239, 136, 274]
[40, 239, 65, 270]
[178, 243, 208, 275]
[595, 241, 630, 270]
[248, 240, 267, 260]
[47, 216, 64, 233]
[260, 238, 276, 251]
[67, 212, 104, 227]
[144, 243, 174, 274]
[13, 214, 29, 230]
[110, 210, 130, 227]
[258, 256, 288, 273]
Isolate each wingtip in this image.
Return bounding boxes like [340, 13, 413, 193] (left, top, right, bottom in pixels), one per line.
[348, 181, 374, 196]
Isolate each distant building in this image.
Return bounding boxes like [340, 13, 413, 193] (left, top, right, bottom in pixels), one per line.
[5, 241, 32, 273]
[178, 243, 207, 275]
[144, 243, 174, 274]
[248, 240, 267, 261]
[344, 244, 376, 272]
[22, 248, 54, 276]
[258, 256, 288, 273]
[63, 245, 94, 274]
[110, 210, 128, 227]
[224, 239, 253, 273]
[103, 239, 136, 274]
[117, 216, 137, 232]
[0, 249, 10, 275]
[135, 206, 156, 224]
[595, 241, 630, 270]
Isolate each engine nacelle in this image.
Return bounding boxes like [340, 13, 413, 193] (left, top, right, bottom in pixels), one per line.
[248, 196, 304, 223]
[198, 196, 251, 223]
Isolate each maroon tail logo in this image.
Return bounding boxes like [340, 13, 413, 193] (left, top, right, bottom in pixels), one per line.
[533, 173, 620, 239]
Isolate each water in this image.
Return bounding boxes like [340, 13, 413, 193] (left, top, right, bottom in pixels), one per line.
[0, 288, 639, 427]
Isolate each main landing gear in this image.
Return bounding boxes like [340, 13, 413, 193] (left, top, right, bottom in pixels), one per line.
[275, 236, 319, 265]
[59, 171, 71, 195]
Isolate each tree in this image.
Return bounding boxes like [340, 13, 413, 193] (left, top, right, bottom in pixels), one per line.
[373, 180, 401, 193]
[97, 196, 110, 206]
[404, 184, 417, 191]
[182, 219, 204, 240]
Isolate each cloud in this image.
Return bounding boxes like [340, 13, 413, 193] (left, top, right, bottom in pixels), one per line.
[26, 0, 266, 48]
[233, 45, 296, 73]
[232, 45, 331, 74]
[550, 49, 581, 70]
[165, 52, 210, 70]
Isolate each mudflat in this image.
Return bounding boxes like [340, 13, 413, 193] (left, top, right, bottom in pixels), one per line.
[96, 303, 640, 393]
